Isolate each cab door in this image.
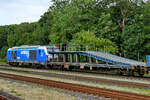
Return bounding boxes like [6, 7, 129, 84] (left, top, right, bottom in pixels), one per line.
[12, 51, 17, 60]
[29, 50, 37, 60]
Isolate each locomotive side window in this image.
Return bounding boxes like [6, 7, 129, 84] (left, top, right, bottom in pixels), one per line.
[30, 50, 37, 60]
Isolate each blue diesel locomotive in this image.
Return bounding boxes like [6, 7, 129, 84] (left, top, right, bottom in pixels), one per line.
[7, 45, 59, 66]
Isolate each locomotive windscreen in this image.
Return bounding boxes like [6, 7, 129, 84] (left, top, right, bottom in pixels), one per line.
[47, 46, 59, 54]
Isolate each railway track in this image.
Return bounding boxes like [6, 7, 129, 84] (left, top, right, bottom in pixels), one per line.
[0, 67, 149, 89]
[0, 72, 150, 100]
[0, 90, 24, 100]
[1, 64, 150, 81]
[0, 95, 8, 100]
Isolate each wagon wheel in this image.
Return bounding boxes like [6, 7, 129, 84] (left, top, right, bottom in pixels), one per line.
[128, 70, 135, 76]
[117, 69, 123, 75]
[139, 73, 144, 77]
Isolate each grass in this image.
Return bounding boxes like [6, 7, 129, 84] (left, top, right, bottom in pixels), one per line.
[0, 61, 8, 65]
[10, 89, 17, 93]
[16, 93, 22, 96]
[144, 71, 150, 77]
[0, 70, 150, 96]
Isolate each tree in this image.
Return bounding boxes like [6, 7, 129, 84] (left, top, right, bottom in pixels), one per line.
[143, 1, 150, 56]
[96, 12, 119, 42]
[112, 0, 144, 33]
[7, 22, 37, 47]
[0, 26, 8, 49]
[70, 30, 118, 53]
[120, 14, 144, 60]
[49, 0, 105, 44]
[0, 46, 8, 60]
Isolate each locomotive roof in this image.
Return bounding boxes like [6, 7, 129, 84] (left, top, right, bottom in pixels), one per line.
[10, 45, 56, 49]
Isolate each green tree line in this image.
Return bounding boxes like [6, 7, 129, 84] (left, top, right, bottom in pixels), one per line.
[0, 0, 150, 61]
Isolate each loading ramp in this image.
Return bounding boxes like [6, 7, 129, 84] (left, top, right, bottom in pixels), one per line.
[80, 51, 144, 67]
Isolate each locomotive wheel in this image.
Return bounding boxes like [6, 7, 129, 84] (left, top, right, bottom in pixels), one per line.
[117, 70, 123, 75]
[137, 67, 144, 77]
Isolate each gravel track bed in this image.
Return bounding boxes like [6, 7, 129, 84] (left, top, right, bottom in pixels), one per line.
[0, 67, 149, 89]
[0, 66, 150, 84]
[0, 90, 24, 100]
[0, 78, 112, 100]
[0, 70, 150, 96]
[0, 66, 149, 85]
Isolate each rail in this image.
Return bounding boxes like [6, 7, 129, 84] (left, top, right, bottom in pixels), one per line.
[0, 72, 150, 100]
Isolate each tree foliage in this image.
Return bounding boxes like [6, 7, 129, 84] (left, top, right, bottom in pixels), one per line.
[0, 46, 8, 60]
[70, 30, 118, 53]
[0, 0, 149, 61]
[143, 1, 150, 55]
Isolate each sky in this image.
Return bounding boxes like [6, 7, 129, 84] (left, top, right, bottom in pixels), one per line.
[0, 0, 52, 26]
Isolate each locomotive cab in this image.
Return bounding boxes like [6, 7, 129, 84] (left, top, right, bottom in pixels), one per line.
[45, 46, 59, 61]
